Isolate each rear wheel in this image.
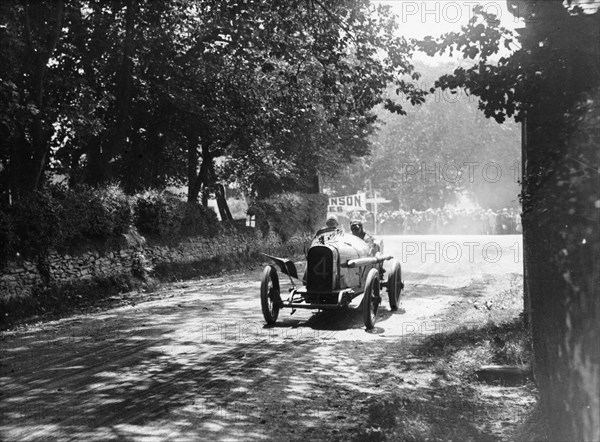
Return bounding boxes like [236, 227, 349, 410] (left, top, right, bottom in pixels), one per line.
[363, 268, 381, 329]
[261, 266, 280, 324]
[388, 260, 402, 311]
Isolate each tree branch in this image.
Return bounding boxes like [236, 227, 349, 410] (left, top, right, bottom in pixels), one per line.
[311, 0, 358, 44]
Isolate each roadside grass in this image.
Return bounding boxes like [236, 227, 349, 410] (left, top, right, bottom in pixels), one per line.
[359, 385, 493, 442]
[354, 316, 535, 442]
[418, 318, 532, 383]
[354, 274, 542, 442]
[418, 274, 532, 383]
[511, 403, 550, 442]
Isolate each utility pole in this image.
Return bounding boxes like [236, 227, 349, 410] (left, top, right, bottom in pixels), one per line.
[365, 179, 373, 233]
[373, 191, 378, 235]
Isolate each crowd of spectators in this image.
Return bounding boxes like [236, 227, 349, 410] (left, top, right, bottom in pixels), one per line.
[348, 207, 522, 235]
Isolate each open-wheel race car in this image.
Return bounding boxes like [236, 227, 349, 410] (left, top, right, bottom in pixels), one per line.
[260, 226, 404, 329]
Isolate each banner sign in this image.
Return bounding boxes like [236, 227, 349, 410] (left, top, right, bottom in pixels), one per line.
[327, 192, 367, 214]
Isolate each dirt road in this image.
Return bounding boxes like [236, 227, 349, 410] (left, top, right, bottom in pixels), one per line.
[1, 235, 532, 441]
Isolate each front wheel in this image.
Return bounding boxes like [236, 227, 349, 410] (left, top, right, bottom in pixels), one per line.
[388, 260, 402, 311]
[363, 268, 381, 330]
[261, 266, 280, 324]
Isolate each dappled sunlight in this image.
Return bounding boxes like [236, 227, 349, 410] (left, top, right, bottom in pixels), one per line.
[1, 237, 528, 441]
[2, 310, 410, 440]
[285, 375, 315, 397]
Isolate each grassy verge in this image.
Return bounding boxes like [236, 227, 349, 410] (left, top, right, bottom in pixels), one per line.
[410, 275, 533, 384]
[354, 274, 545, 442]
[418, 318, 532, 383]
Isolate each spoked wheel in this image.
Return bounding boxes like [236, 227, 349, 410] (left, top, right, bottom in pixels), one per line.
[388, 260, 403, 311]
[363, 268, 381, 330]
[261, 265, 281, 325]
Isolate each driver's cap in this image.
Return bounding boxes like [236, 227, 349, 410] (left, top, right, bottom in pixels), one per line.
[326, 214, 339, 227]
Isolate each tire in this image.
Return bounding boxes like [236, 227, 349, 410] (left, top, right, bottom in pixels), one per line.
[261, 265, 280, 324]
[388, 260, 402, 311]
[363, 268, 381, 330]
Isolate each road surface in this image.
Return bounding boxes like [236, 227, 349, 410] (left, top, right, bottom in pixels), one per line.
[1, 235, 525, 441]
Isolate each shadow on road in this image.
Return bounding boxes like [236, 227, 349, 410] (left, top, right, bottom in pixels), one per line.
[1, 273, 523, 441]
[265, 298, 405, 333]
[1, 310, 511, 442]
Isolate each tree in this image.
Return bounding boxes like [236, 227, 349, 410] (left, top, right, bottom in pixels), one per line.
[202, 0, 428, 200]
[415, 2, 599, 439]
[326, 62, 521, 210]
[0, 1, 65, 201]
[1, 1, 189, 199]
[1, 0, 426, 218]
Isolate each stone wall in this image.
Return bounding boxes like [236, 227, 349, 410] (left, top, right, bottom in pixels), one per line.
[0, 229, 309, 302]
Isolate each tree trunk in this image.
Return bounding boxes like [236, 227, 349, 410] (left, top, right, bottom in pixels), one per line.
[188, 141, 215, 205]
[8, 126, 30, 201]
[215, 184, 233, 221]
[187, 135, 201, 203]
[107, 0, 135, 184]
[23, 0, 65, 192]
[85, 1, 135, 187]
[521, 4, 600, 440]
[521, 116, 530, 327]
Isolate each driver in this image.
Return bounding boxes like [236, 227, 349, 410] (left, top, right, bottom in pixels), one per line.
[350, 219, 380, 255]
[325, 214, 339, 229]
[312, 214, 341, 245]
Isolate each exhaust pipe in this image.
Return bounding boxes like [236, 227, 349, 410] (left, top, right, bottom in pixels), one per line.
[345, 254, 393, 268]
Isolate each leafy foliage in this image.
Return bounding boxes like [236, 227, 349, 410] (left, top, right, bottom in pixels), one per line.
[412, 3, 599, 126]
[134, 190, 219, 239]
[248, 192, 327, 241]
[51, 185, 133, 241]
[0, 210, 17, 264]
[0, 184, 134, 261]
[413, 5, 532, 124]
[8, 190, 64, 258]
[0, 185, 220, 264]
[0, 0, 427, 206]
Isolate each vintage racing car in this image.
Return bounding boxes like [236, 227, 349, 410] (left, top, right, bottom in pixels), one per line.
[260, 226, 404, 329]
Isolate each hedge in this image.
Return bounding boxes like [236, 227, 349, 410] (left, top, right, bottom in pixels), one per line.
[134, 190, 219, 239]
[0, 186, 220, 265]
[248, 192, 327, 241]
[0, 187, 321, 265]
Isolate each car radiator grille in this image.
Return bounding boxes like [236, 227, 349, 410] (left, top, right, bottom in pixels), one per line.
[306, 246, 334, 292]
